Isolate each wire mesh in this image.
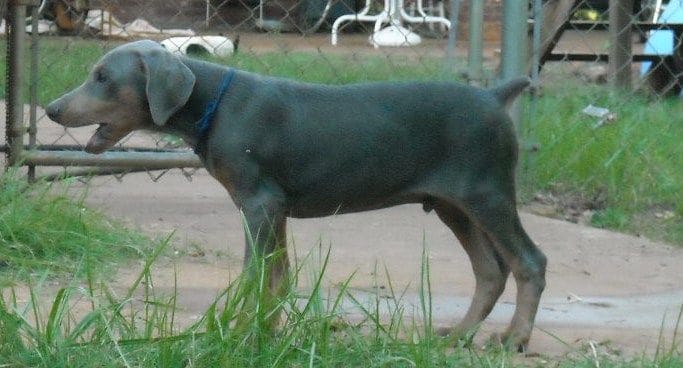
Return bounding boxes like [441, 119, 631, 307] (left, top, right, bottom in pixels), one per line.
[1, 0, 681, 241]
[2, 0, 463, 181]
[525, 0, 681, 241]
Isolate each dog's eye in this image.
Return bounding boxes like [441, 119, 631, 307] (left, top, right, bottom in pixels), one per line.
[95, 70, 108, 83]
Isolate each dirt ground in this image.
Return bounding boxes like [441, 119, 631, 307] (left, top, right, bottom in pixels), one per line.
[76, 171, 683, 357]
[1, 29, 682, 356]
[2, 100, 682, 358]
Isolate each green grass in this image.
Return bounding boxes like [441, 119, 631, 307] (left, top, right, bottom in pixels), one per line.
[0, 38, 680, 244]
[1, 242, 681, 367]
[0, 38, 111, 105]
[219, 50, 461, 85]
[0, 170, 155, 285]
[522, 77, 683, 244]
[0, 129, 680, 365]
[0, 38, 461, 106]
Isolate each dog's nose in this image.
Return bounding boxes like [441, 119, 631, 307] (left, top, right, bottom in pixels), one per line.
[45, 102, 61, 121]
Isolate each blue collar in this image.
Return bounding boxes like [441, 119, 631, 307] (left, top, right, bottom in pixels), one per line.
[194, 68, 237, 155]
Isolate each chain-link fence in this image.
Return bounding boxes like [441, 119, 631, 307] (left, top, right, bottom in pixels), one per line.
[2, 1, 681, 240]
[524, 0, 681, 243]
[2, 0, 472, 181]
[536, 0, 683, 93]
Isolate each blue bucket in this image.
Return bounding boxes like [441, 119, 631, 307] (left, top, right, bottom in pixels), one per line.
[641, 0, 683, 81]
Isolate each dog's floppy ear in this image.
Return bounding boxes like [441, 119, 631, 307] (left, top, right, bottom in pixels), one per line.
[139, 49, 196, 126]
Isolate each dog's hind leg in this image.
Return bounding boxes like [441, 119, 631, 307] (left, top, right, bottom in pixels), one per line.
[459, 192, 546, 352]
[433, 202, 510, 341]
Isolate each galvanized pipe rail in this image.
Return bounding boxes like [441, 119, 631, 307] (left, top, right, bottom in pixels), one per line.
[21, 150, 203, 170]
[2, 1, 204, 175]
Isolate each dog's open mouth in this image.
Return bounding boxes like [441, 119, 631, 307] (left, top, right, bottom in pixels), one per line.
[85, 123, 114, 154]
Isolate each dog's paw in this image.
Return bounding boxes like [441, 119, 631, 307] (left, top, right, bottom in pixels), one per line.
[487, 331, 529, 353]
[435, 326, 476, 347]
[435, 326, 453, 337]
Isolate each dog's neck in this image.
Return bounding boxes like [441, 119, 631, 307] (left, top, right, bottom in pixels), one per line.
[158, 57, 234, 152]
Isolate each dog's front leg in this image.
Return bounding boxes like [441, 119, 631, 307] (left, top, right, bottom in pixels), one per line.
[242, 209, 289, 296]
[239, 189, 290, 327]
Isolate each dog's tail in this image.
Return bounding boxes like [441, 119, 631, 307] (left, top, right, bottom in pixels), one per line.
[490, 77, 531, 110]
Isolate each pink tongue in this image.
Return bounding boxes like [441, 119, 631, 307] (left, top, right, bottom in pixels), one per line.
[85, 131, 109, 154]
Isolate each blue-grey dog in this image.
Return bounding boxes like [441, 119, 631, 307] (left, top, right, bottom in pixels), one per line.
[46, 40, 545, 351]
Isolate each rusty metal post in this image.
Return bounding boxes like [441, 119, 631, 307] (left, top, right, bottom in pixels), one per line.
[5, 0, 27, 168]
[609, 0, 634, 89]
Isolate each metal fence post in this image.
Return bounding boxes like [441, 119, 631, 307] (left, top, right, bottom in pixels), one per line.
[520, 0, 545, 195]
[467, 0, 484, 85]
[28, 4, 39, 181]
[530, 0, 543, 85]
[5, 0, 27, 168]
[500, 0, 528, 127]
[445, 0, 461, 71]
[609, 0, 634, 89]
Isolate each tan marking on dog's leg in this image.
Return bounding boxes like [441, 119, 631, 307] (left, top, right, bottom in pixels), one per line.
[454, 193, 546, 352]
[480, 217, 546, 352]
[497, 262, 545, 351]
[434, 205, 509, 341]
[455, 229, 509, 335]
[268, 218, 290, 297]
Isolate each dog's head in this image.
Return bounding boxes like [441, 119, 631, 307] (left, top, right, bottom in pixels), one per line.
[45, 40, 196, 154]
